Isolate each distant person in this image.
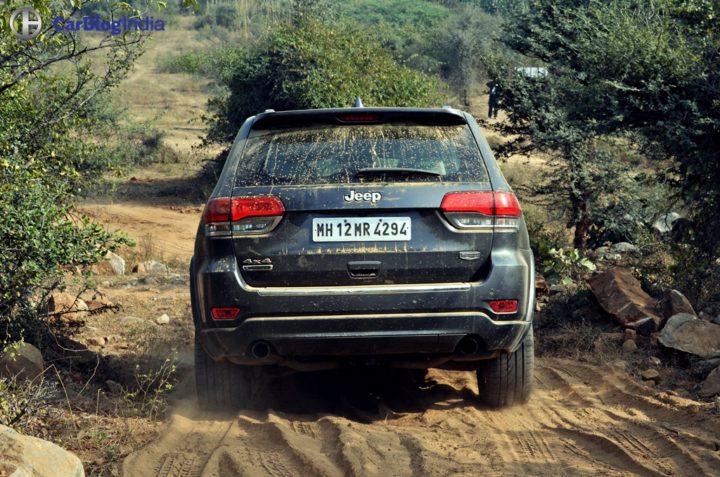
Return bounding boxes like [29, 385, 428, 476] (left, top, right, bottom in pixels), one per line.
[487, 80, 501, 119]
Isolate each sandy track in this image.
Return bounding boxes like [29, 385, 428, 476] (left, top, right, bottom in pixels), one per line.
[123, 360, 720, 477]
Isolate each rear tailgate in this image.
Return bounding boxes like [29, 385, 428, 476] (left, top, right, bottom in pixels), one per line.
[219, 108, 506, 287]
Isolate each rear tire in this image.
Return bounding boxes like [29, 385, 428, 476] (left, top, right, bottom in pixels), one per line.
[476, 327, 534, 407]
[195, 334, 252, 410]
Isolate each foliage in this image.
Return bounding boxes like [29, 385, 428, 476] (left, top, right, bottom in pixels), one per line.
[542, 248, 596, 286]
[493, 0, 720, 256]
[207, 16, 443, 141]
[0, 0, 181, 342]
[120, 356, 178, 420]
[0, 374, 56, 429]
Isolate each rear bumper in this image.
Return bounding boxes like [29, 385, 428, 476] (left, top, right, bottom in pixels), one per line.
[199, 311, 531, 367]
[192, 247, 535, 367]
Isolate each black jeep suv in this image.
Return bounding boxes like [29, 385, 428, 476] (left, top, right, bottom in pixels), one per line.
[190, 106, 535, 408]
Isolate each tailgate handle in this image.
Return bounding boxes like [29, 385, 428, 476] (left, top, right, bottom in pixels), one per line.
[347, 261, 381, 278]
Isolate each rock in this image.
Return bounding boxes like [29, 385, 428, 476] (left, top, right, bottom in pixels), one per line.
[155, 313, 170, 325]
[0, 342, 44, 380]
[0, 424, 85, 477]
[535, 275, 550, 296]
[86, 337, 106, 347]
[120, 316, 144, 326]
[700, 366, 720, 397]
[549, 284, 568, 295]
[611, 242, 638, 253]
[143, 260, 168, 274]
[48, 292, 88, 323]
[131, 262, 146, 274]
[605, 253, 622, 261]
[588, 268, 662, 328]
[104, 251, 125, 275]
[644, 356, 662, 368]
[612, 359, 627, 371]
[660, 289, 697, 319]
[622, 339, 638, 353]
[713, 315, 720, 326]
[105, 380, 123, 395]
[640, 368, 661, 382]
[132, 260, 168, 274]
[624, 328, 637, 342]
[659, 313, 720, 359]
[652, 212, 681, 234]
[625, 316, 659, 336]
[101, 281, 111, 287]
[594, 246, 610, 257]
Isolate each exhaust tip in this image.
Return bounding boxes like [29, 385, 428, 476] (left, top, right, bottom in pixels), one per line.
[457, 336, 480, 356]
[250, 341, 272, 359]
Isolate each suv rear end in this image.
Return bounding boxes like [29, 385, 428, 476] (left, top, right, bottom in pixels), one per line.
[191, 107, 535, 408]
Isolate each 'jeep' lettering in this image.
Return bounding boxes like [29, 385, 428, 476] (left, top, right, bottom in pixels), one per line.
[343, 190, 382, 203]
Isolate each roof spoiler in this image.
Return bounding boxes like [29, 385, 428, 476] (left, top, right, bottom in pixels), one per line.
[251, 107, 467, 129]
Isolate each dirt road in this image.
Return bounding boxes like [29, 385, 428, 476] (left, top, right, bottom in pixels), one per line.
[123, 358, 720, 477]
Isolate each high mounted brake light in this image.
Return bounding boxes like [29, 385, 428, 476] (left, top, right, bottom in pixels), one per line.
[203, 196, 284, 237]
[336, 114, 381, 122]
[440, 191, 521, 230]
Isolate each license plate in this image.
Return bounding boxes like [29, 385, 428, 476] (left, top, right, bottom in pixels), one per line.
[312, 217, 411, 242]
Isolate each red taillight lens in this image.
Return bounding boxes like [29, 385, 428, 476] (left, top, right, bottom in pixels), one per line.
[211, 307, 241, 320]
[203, 196, 284, 236]
[440, 191, 495, 215]
[203, 197, 232, 224]
[488, 299, 518, 314]
[230, 196, 285, 221]
[440, 191, 521, 217]
[440, 191, 521, 230]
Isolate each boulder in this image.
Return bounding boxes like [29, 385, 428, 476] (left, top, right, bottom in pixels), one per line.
[103, 251, 125, 275]
[611, 242, 638, 253]
[0, 424, 84, 477]
[699, 366, 720, 398]
[48, 292, 88, 323]
[659, 313, 720, 359]
[143, 260, 168, 274]
[660, 289, 696, 319]
[0, 342, 44, 380]
[588, 268, 662, 328]
[652, 212, 681, 234]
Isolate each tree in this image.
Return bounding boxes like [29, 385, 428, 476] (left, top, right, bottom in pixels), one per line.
[0, 0, 192, 341]
[492, 0, 719, 252]
[207, 15, 443, 142]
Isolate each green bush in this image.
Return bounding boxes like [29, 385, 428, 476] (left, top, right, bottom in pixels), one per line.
[207, 16, 443, 141]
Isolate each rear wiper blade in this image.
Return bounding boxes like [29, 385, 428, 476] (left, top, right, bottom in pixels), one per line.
[356, 167, 442, 178]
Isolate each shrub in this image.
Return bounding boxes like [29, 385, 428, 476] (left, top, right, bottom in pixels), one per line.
[207, 16, 443, 142]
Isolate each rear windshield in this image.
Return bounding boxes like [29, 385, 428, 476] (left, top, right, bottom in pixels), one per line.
[234, 123, 488, 186]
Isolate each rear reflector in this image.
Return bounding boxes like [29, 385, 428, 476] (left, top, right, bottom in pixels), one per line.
[440, 191, 521, 217]
[488, 299, 518, 314]
[211, 307, 241, 320]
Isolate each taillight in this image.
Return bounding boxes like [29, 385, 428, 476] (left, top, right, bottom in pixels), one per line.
[440, 191, 521, 230]
[488, 299, 518, 314]
[211, 307, 241, 320]
[203, 196, 284, 237]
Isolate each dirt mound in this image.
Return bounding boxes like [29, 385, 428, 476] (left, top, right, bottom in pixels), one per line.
[123, 359, 720, 477]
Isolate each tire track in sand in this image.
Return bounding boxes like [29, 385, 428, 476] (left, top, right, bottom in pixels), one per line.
[124, 359, 720, 477]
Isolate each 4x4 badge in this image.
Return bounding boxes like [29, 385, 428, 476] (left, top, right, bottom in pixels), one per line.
[243, 258, 272, 264]
[344, 190, 381, 203]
